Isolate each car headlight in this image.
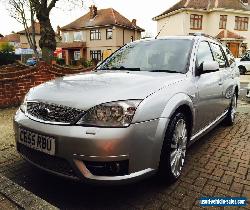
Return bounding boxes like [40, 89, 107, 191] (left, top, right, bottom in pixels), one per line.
[20, 96, 27, 113]
[77, 100, 142, 127]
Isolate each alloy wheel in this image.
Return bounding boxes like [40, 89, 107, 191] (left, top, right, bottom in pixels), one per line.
[170, 119, 188, 178]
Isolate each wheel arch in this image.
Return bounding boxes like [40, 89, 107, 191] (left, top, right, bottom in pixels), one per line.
[174, 104, 193, 140]
[161, 93, 195, 141]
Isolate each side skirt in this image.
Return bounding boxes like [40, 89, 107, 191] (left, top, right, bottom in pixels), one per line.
[189, 111, 228, 146]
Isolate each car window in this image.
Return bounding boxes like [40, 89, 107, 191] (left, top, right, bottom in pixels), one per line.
[97, 39, 193, 73]
[196, 41, 214, 67]
[210, 43, 227, 68]
[241, 52, 250, 61]
[222, 47, 235, 66]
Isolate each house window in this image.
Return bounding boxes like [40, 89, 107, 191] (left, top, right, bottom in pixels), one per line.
[90, 29, 101, 40]
[74, 32, 82, 41]
[74, 51, 81, 60]
[63, 32, 69, 42]
[90, 50, 102, 61]
[190, 14, 203, 30]
[235, 16, 249, 31]
[219, 15, 227, 29]
[106, 28, 113, 39]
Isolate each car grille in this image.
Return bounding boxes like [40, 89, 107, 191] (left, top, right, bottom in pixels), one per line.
[17, 143, 78, 178]
[26, 101, 84, 124]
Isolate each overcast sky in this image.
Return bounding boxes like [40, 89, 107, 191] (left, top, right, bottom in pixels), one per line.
[0, 0, 179, 36]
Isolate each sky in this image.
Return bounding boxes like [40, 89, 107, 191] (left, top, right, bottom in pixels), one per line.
[0, 0, 179, 36]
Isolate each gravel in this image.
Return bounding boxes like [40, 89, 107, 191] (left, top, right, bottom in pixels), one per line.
[0, 108, 17, 149]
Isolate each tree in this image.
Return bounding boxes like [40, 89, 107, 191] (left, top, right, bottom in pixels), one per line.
[0, 34, 4, 38]
[30, 0, 58, 64]
[7, 0, 85, 64]
[31, 0, 85, 64]
[0, 42, 15, 53]
[8, 0, 39, 59]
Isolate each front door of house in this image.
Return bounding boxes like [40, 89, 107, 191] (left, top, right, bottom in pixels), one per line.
[228, 43, 239, 58]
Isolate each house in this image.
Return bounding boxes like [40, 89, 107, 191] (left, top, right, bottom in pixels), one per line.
[153, 0, 250, 57]
[59, 5, 144, 65]
[0, 33, 20, 49]
[17, 22, 41, 51]
[16, 22, 61, 60]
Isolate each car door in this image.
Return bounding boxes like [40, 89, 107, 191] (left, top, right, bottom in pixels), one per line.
[220, 46, 237, 110]
[194, 41, 224, 133]
[209, 42, 230, 115]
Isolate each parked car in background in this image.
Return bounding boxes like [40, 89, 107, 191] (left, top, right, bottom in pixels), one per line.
[14, 34, 240, 184]
[246, 83, 250, 102]
[26, 57, 37, 66]
[236, 50, 250, 75]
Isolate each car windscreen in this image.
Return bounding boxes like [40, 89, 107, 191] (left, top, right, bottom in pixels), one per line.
[97, 39, 193, 73]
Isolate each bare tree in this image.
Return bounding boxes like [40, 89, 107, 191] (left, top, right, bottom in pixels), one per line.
[31, 0, 87, 64]
[8, 0, 39, 59]
[7, 0, 89, 64]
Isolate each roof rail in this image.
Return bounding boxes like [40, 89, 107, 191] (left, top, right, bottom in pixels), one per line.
[191, 32, 222, 43]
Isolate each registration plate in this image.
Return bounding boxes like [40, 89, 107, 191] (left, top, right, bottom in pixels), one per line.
[18, 128, 56, 155]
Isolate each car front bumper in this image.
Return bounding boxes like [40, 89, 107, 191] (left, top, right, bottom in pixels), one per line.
[13, 109, 169, 184]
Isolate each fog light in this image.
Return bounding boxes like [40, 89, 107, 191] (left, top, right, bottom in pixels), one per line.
[84, 160, 129, 176]
[108, 162, 120, 174]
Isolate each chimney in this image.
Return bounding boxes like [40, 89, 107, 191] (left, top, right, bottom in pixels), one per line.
[132, 19, 137, 26]
[89, 5, 97, 19]
[57, 25, 61, 36]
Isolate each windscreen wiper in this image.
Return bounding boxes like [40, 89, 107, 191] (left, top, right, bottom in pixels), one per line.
[99, 66, 140, 71]
[150, 70, 182, 73]
[111, 66, 141, 71]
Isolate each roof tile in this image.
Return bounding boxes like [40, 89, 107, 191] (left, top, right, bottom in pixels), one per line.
[154, 0, 250, 19]
[61, 8, 144, 31]
[216, 29, 246, 39]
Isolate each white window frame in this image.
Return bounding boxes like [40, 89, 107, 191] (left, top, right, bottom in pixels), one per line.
[74, 31, 83, 41]
[63, 32, 69, 42]
[74, 51, 81, 61]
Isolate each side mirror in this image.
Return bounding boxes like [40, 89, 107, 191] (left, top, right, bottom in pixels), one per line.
[197, 61, 219, 75]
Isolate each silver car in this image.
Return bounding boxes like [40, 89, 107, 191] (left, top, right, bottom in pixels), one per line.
[14, 35, 240, 184]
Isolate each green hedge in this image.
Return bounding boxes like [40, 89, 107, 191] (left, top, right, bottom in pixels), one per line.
[56, 58, 65, 65]
[0, 53, 19, 65]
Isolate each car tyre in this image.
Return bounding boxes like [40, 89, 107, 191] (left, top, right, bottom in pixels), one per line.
[158, 112, 188, 184]
[224, 92, 237, 126]
[239, 66, 246, 75]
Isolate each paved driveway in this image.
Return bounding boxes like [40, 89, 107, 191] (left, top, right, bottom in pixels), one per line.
[0, 106, 249, 209]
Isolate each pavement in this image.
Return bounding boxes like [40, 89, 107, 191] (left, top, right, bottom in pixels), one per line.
[0, 109, 58, 210]
[0, 76, 249, 209]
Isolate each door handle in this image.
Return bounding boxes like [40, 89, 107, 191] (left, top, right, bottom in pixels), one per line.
[219, 81, 223, 86]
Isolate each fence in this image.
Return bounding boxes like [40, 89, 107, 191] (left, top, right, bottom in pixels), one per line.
[0, 62, 94, 108]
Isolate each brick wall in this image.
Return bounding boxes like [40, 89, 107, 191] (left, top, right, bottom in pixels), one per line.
[0, 62, 93, 108]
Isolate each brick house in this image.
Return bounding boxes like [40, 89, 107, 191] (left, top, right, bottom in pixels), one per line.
[59, 5, 144, 65]
[153, 0, 250, 57]
[0, 33, 20, 49]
